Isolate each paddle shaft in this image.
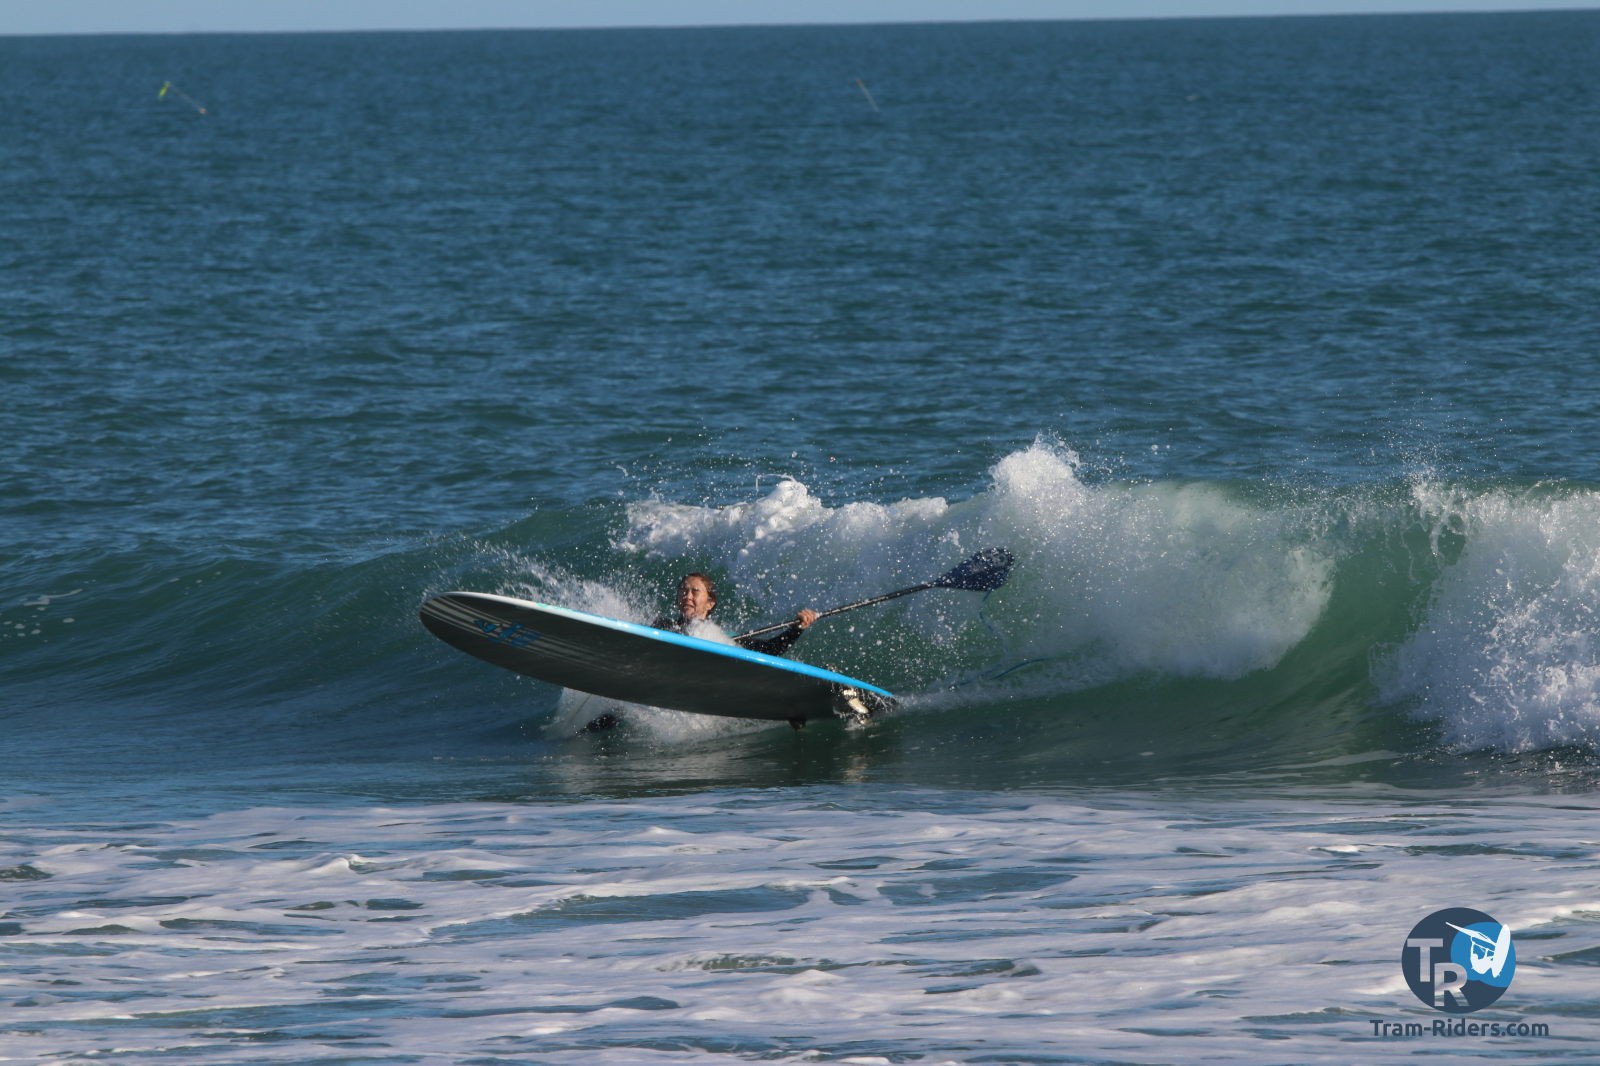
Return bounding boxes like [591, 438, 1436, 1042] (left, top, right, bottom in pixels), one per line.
[735, 582, 942, 641]
[731, 548, 1013, 642]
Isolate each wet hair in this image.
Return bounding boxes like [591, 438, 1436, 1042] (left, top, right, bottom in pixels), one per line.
[680, 572, 718, 612]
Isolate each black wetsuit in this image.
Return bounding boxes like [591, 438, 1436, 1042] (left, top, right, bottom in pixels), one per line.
[651, 616, 807, 657]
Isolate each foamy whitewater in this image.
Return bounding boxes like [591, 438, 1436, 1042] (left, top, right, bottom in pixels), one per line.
[5, 787, 1597, 1063]
[534, 441, 1600, 756]
[1380, 483, 1600, 751]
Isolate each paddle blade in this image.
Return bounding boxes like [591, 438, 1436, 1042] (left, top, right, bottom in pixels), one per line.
[932, 548, 1015, 593]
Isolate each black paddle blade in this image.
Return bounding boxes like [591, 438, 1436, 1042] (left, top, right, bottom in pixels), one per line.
[933, 547, 1015, 593]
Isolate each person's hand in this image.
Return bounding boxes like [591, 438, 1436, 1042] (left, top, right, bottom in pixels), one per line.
[795, 609, 819, 629]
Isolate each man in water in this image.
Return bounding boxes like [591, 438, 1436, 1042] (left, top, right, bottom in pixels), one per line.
[580, 573, 818, 734]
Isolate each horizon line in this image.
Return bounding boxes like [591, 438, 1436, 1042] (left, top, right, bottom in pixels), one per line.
[4, 6, 1596, 40]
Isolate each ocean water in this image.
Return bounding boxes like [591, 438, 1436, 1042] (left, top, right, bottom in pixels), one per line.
[5, 12, 1600, 1063]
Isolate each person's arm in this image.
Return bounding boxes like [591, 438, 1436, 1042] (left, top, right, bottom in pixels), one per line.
[735, 609, 817, 657]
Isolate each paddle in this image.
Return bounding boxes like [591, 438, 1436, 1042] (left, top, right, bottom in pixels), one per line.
[734, 548, 1016, 641]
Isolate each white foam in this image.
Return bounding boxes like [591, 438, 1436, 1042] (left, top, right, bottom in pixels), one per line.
[1380, 483, 1600, 751]
[620, 477, 953, 614]
[981, 442, 1333, 679]
[548, 685, 779, 743]
[491, 554, 647, 625]
[5, 788, 1596, 1063]
[21, 589, 83, 609]
[619, 440, 1333, 687]
[509, 448, 1600, 754]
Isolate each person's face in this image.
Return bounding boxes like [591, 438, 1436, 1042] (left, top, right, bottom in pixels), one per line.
[677, 576, 715, 621]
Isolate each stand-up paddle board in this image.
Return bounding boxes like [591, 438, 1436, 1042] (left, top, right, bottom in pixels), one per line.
[420, 591, 895, 726]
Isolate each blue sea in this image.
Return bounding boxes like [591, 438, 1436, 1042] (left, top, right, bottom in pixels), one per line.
[5, 12, 1600, 1062]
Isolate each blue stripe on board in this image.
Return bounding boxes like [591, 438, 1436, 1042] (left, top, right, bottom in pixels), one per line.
[448, 593, 895, 698]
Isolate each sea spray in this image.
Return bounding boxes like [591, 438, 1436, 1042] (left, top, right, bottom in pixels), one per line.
[979, 442, 1335, 679]
[619, 441, 1337, 689]
[1379, 481, 1600, 752]
[604, 446, 1600, 756]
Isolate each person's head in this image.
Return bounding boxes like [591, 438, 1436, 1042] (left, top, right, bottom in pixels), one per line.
[676, 572, 717, 622]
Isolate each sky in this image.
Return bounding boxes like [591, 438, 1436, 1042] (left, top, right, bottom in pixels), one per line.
[0, 0, 1595, 35]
